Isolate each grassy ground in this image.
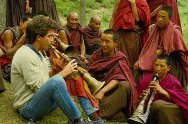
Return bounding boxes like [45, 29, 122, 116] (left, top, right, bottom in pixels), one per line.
[0, 82, 68, 124]
[0, 82, 123, 124]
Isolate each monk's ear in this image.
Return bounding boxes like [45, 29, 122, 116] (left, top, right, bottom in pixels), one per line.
[36, 34, 42, 41]
[167, 65, 171, 72]
[114, 40, 118, 44]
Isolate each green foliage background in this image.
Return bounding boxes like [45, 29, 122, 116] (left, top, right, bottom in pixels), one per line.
[55, 0, 188, 46]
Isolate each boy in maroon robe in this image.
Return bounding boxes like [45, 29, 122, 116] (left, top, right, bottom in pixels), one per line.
[135, 6, 188, 89]
[136, 54, 188, 124]
[88, 29, 138, 122]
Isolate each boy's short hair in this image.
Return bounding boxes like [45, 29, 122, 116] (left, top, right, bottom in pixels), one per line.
[26, 15, 58, 44]
[157, 54, 172, 66]
[160, 5, 173, 18]
[103, 29, 119, 42]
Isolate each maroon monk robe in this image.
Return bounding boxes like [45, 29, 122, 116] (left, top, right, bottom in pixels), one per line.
[137, 73, 188, 123]
[82, 26, 102, 55]
[112, 0, 151, 45]
[147, 0, 182, 29]
[88, 49, 138, 113]
[138, 21, 188, 85]
[59, 25, 83, 52]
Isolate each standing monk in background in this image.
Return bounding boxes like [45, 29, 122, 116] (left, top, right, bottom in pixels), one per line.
[82, 15, 102, 55]
[147, 0, 182, 29]
[136, 6, 188, 89]
[110, 0, 151, 74]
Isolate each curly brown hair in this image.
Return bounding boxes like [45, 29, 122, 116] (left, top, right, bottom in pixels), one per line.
[26, 15, 58, 44]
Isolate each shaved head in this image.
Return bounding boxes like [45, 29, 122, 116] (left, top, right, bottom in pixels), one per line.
[67, 11, 79, 29]
[67, 11, 79, 20]
[89, 15, 101, 31]
[90, 15, 101, 23]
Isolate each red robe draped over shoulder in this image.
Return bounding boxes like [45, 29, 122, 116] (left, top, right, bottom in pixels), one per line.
[138, 22, 188, 84]
[112, 0, 151, 46]
[82, 26, 102, 55]
[88, 49, 138, 112]
[137, 73, 188, 123]
[113, 0, 151, 30]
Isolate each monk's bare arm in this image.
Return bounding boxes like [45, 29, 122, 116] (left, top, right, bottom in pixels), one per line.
[101, 80, 119, 93]
[2, 30, 14, 50]
[109, 0, 121, 28]
[80, 39, 86, 57]
[95, 80, 119, 100]
[5, 34, 27, 58]
[58, 30, 69, 45]
[128, 0, 140, 22]
[25, 0, 32, 13]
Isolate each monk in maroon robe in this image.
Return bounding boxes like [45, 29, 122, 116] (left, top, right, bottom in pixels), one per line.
[88, 29, 138, 122]
[136, 54, 188, 124]
[136, 6, 188, 89]
[0, 16, 31, 81]
[110, 0, 151, 74]
[58, 12, 87, 63]
[147, 0, 182, 29]
[82, 15, 102, 55]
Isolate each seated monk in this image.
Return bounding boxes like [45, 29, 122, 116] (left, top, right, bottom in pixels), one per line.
[0, 15, 31, 81]
[88, 29, 138, 122]
[82, 15, 102, 55]
[58, 12, 87, 63]
[136, 54, 188, 124]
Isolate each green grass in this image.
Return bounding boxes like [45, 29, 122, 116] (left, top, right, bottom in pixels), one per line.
[178, 1, 188, 46]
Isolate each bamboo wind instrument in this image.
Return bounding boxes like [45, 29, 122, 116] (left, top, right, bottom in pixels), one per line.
[50, 45, 105, 95]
